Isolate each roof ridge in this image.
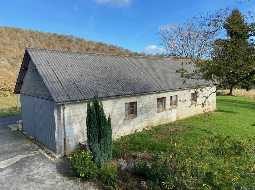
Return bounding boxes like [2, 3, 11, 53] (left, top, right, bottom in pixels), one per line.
[25, 47, 173, 60]
[16, 48, 210, 103]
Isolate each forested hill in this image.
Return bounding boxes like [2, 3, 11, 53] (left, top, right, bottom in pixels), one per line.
[0, 27, 137, 92]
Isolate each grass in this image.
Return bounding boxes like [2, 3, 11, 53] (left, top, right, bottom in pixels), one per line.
[113, 96, 255, 189]
[0, 93, 20, 117]
[113, 96, 255, 156]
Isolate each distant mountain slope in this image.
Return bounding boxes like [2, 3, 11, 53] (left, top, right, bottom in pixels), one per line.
[0, 27, 137, 92]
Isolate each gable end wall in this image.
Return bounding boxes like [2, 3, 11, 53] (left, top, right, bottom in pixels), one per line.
[21, 95, 57, 152]
[20, 60, 52, 100]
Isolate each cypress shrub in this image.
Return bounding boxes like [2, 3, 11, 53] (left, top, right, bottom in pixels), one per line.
[86, 97, 112, 166]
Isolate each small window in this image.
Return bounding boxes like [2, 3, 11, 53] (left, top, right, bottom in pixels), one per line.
[170, 95, 178, 108]
[157, 97, 166, 112]
[191, 92, 198, 104]
[125, 102, 137, 119]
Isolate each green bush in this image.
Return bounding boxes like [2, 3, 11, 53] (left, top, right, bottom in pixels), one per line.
[69, 149, 118, 188]
[68, 149, 98, 180]
[134, 158, 170, 184]
[98, 162, 118, 189]
[134, 156, 200, 190]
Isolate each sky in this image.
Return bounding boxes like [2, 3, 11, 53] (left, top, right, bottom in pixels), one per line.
[0, 0, 254, 54]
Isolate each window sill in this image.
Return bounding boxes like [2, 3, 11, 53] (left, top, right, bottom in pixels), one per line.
[157, 109, 166, 113]
[191, 102, 197, 106]
[125, 116, 137, 120]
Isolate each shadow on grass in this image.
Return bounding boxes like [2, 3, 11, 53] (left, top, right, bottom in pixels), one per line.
[198, 128, 215, 134]
[218, 98, 255, 110]
[216, 109, 237, 114]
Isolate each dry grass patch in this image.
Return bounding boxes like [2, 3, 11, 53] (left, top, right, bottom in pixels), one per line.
[0, 92, 20, 117]
[0, 27, 137, 92]
[219, 89, 255, 99]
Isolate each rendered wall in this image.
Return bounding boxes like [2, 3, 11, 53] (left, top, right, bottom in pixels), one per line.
[62, 86, 216, 154]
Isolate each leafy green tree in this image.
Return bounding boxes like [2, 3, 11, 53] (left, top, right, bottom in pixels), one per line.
[201, 9, 255, 95]
[86, 97, 112, 166]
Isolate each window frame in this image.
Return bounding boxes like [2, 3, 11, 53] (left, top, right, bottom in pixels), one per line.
[170, 95, 178, 108]
[125, 101, 137, 119]
[157, 97, 166, 113]
[191, 92, 198, 105]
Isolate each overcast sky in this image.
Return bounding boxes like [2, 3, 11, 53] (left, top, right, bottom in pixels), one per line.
[0, 0, 254, 54]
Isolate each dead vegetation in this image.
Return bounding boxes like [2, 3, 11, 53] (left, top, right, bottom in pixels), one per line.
[0, 91, 20, 117]
[0, 27, 138, 92]
[218, 89, 255, 99]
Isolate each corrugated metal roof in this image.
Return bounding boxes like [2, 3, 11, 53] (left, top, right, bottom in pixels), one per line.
[15, 48, 210, 103]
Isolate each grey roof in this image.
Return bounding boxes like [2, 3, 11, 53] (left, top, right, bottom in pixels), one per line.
[15, 48, 210, 103]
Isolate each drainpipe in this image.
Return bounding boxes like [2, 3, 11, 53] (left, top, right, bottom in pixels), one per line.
[62, 105, 67, 156]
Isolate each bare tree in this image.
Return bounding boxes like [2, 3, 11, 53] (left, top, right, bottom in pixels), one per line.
[160, 9, 229, 63]
[159, 9, 229, 107]
[160, 8, 255, 97]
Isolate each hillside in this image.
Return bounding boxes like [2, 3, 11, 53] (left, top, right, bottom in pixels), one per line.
[0, 27, 137, 92]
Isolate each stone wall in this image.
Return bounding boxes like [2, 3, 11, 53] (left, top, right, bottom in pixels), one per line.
[61, 86, 216, 154]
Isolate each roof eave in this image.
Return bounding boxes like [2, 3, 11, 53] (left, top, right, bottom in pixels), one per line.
[14, 49, 30, 94]
[56, 84, 215, 105]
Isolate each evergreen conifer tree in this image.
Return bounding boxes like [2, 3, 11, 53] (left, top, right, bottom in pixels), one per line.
[86, 97, 112, 166]
[201, 9, 255, 95]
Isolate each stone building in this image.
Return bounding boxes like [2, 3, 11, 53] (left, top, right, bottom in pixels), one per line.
[15, 48, 216, 155]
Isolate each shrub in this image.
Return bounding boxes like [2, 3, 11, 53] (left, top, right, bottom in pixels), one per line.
[69, 149, 118, 188]
[68, 149, 98, 180]
[98, 162, 118, 189]
[87, 97, 112, 167]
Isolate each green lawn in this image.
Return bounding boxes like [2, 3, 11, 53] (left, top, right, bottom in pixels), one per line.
[0, 93, 20, 117]
[113, 96, 255, 189]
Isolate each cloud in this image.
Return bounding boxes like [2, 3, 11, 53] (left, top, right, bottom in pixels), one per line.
[95, 0, 131, 7]
[144, 45, 166, 55]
